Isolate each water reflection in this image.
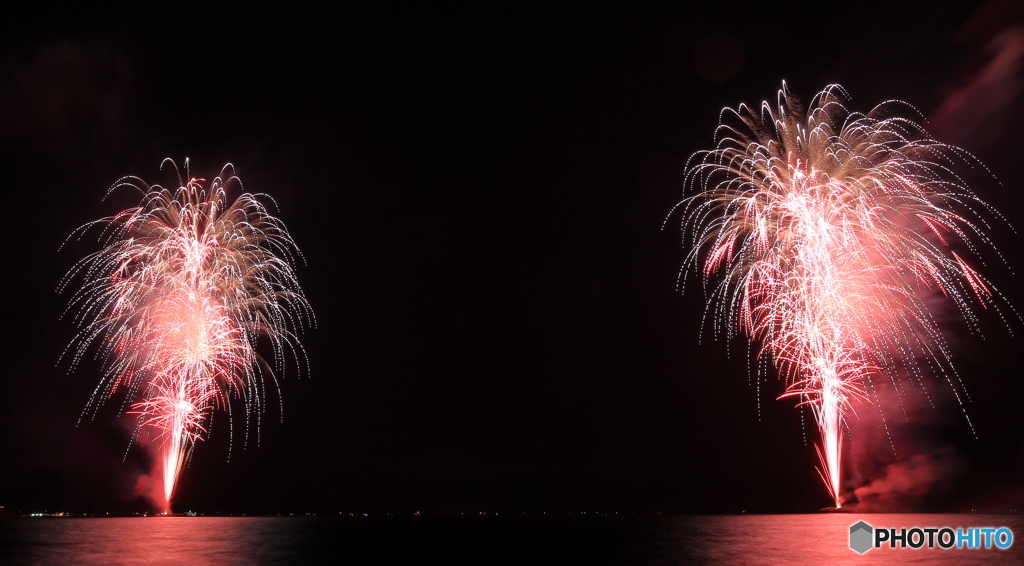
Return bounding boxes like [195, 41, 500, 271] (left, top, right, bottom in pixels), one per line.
[1, 517, 316, 565]
[1, 514, 1021, 565]
[636, 514, 1024, 566]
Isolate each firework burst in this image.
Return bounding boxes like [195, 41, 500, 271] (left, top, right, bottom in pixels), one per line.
[672, 83, 1009, 506]
[62, 159, 312, 510]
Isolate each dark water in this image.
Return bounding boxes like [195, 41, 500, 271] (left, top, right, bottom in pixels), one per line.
[1, 514, 1021, 565]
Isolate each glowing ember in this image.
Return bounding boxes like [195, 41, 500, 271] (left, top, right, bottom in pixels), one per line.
[62, 160, 313, 510]
[672, 84, 1008, 506]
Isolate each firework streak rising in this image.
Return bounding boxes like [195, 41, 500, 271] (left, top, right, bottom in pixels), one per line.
[672, 84, 1010, 506]
[62, 161, 312, 510]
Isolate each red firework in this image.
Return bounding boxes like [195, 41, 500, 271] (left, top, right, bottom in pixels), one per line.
[62, 160, 312, 510]
[673, 84, 1009, 506]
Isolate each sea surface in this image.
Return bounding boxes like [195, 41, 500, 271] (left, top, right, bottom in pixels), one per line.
[1, 513, 1022, 565]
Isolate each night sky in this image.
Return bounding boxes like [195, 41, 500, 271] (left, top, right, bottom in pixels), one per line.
[2, 1, 1023, 516]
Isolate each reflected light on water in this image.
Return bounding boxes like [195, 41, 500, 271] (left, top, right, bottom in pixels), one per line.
[2, 518, 305, 565]
[1, 514, 1021, 565]
[642, 514, 1024, 566]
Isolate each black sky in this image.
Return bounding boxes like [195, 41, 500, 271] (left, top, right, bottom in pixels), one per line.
[2, 1, 1023, 515]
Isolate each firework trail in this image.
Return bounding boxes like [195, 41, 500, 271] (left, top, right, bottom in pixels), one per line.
[672, 84, 1008, 506]
[61, 160, 312, 511]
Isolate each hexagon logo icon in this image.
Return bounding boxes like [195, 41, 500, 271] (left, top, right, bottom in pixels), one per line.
[850, 521, 873, 554]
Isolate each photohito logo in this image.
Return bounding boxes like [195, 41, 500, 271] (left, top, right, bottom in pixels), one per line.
[849, 520, 1013, 554]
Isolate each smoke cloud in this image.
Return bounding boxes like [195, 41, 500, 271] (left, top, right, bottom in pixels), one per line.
[850, 449, 964, 511]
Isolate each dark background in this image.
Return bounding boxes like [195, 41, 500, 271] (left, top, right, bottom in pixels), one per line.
[1, 1, 1023, 516]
